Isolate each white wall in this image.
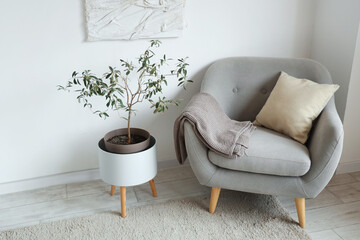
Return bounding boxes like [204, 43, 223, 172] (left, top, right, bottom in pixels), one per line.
[0, 0, 315, 183]
[309, 0, 360, 173]
[341, 25, 360, 169]
[310, 0, 360, 120]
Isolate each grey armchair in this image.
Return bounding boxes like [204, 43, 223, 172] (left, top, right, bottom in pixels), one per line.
[184, 57, 344, 228]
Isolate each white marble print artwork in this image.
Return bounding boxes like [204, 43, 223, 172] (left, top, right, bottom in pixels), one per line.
[85, 0, 185, 41]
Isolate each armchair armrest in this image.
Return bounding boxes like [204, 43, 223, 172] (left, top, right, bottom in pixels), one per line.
[301, 98, 344, 198]
[184, 121, 218, 186]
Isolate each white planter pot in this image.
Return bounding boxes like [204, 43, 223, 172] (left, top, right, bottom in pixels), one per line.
[98, 136, 157, 187]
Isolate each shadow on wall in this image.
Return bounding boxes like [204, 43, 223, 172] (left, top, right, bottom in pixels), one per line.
[292, 0, 313, 58]
[139, 64, 210, 162]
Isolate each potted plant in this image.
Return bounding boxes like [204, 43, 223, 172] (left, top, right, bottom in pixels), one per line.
[58, 40, 191, 154]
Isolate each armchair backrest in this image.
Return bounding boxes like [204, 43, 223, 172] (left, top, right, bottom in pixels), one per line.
[201, 57, 333, 121]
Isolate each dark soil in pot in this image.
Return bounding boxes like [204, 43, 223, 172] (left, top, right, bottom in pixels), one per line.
[107, 135, 147, 145]
[104, 128, 150, 154]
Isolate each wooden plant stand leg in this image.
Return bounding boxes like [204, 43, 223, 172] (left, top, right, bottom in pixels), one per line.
[295, 198, 305, 228]
[209, 187, 221, 214]
[110, 185, 116, 196]
[121, 187, 126, 218]
[149, 179, 158, 197]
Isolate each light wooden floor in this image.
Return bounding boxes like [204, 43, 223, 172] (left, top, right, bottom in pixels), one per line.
[0, 166, 360, 240]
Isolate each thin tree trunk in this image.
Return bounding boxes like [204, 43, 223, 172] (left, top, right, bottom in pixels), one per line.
[127, 109, 131, 144]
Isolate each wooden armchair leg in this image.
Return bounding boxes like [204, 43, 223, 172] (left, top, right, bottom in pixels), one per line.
[209, 187, 221, 214]
[110, 185, 116, 196]
[295, 198, 305, 228]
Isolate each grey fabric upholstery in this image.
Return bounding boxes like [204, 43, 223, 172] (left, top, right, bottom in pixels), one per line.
[184, 57, 344, 198]
[208, 127, 311, 177]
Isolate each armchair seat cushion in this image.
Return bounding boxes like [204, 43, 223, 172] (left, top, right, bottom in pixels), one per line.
[208, 127, 311, 177]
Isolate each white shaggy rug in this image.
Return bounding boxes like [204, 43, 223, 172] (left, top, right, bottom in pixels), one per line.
[0, 191, 311, 240]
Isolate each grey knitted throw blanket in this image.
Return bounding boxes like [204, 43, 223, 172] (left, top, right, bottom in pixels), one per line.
[174, 92, 256, 164]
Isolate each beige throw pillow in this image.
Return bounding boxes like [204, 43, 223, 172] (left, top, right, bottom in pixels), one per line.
[254, 71, 339, 144]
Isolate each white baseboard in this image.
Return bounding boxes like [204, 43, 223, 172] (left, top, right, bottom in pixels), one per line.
[0, 169, 100, 195]
[336, 161, 360, 174]
[0, 159, 185, 195]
